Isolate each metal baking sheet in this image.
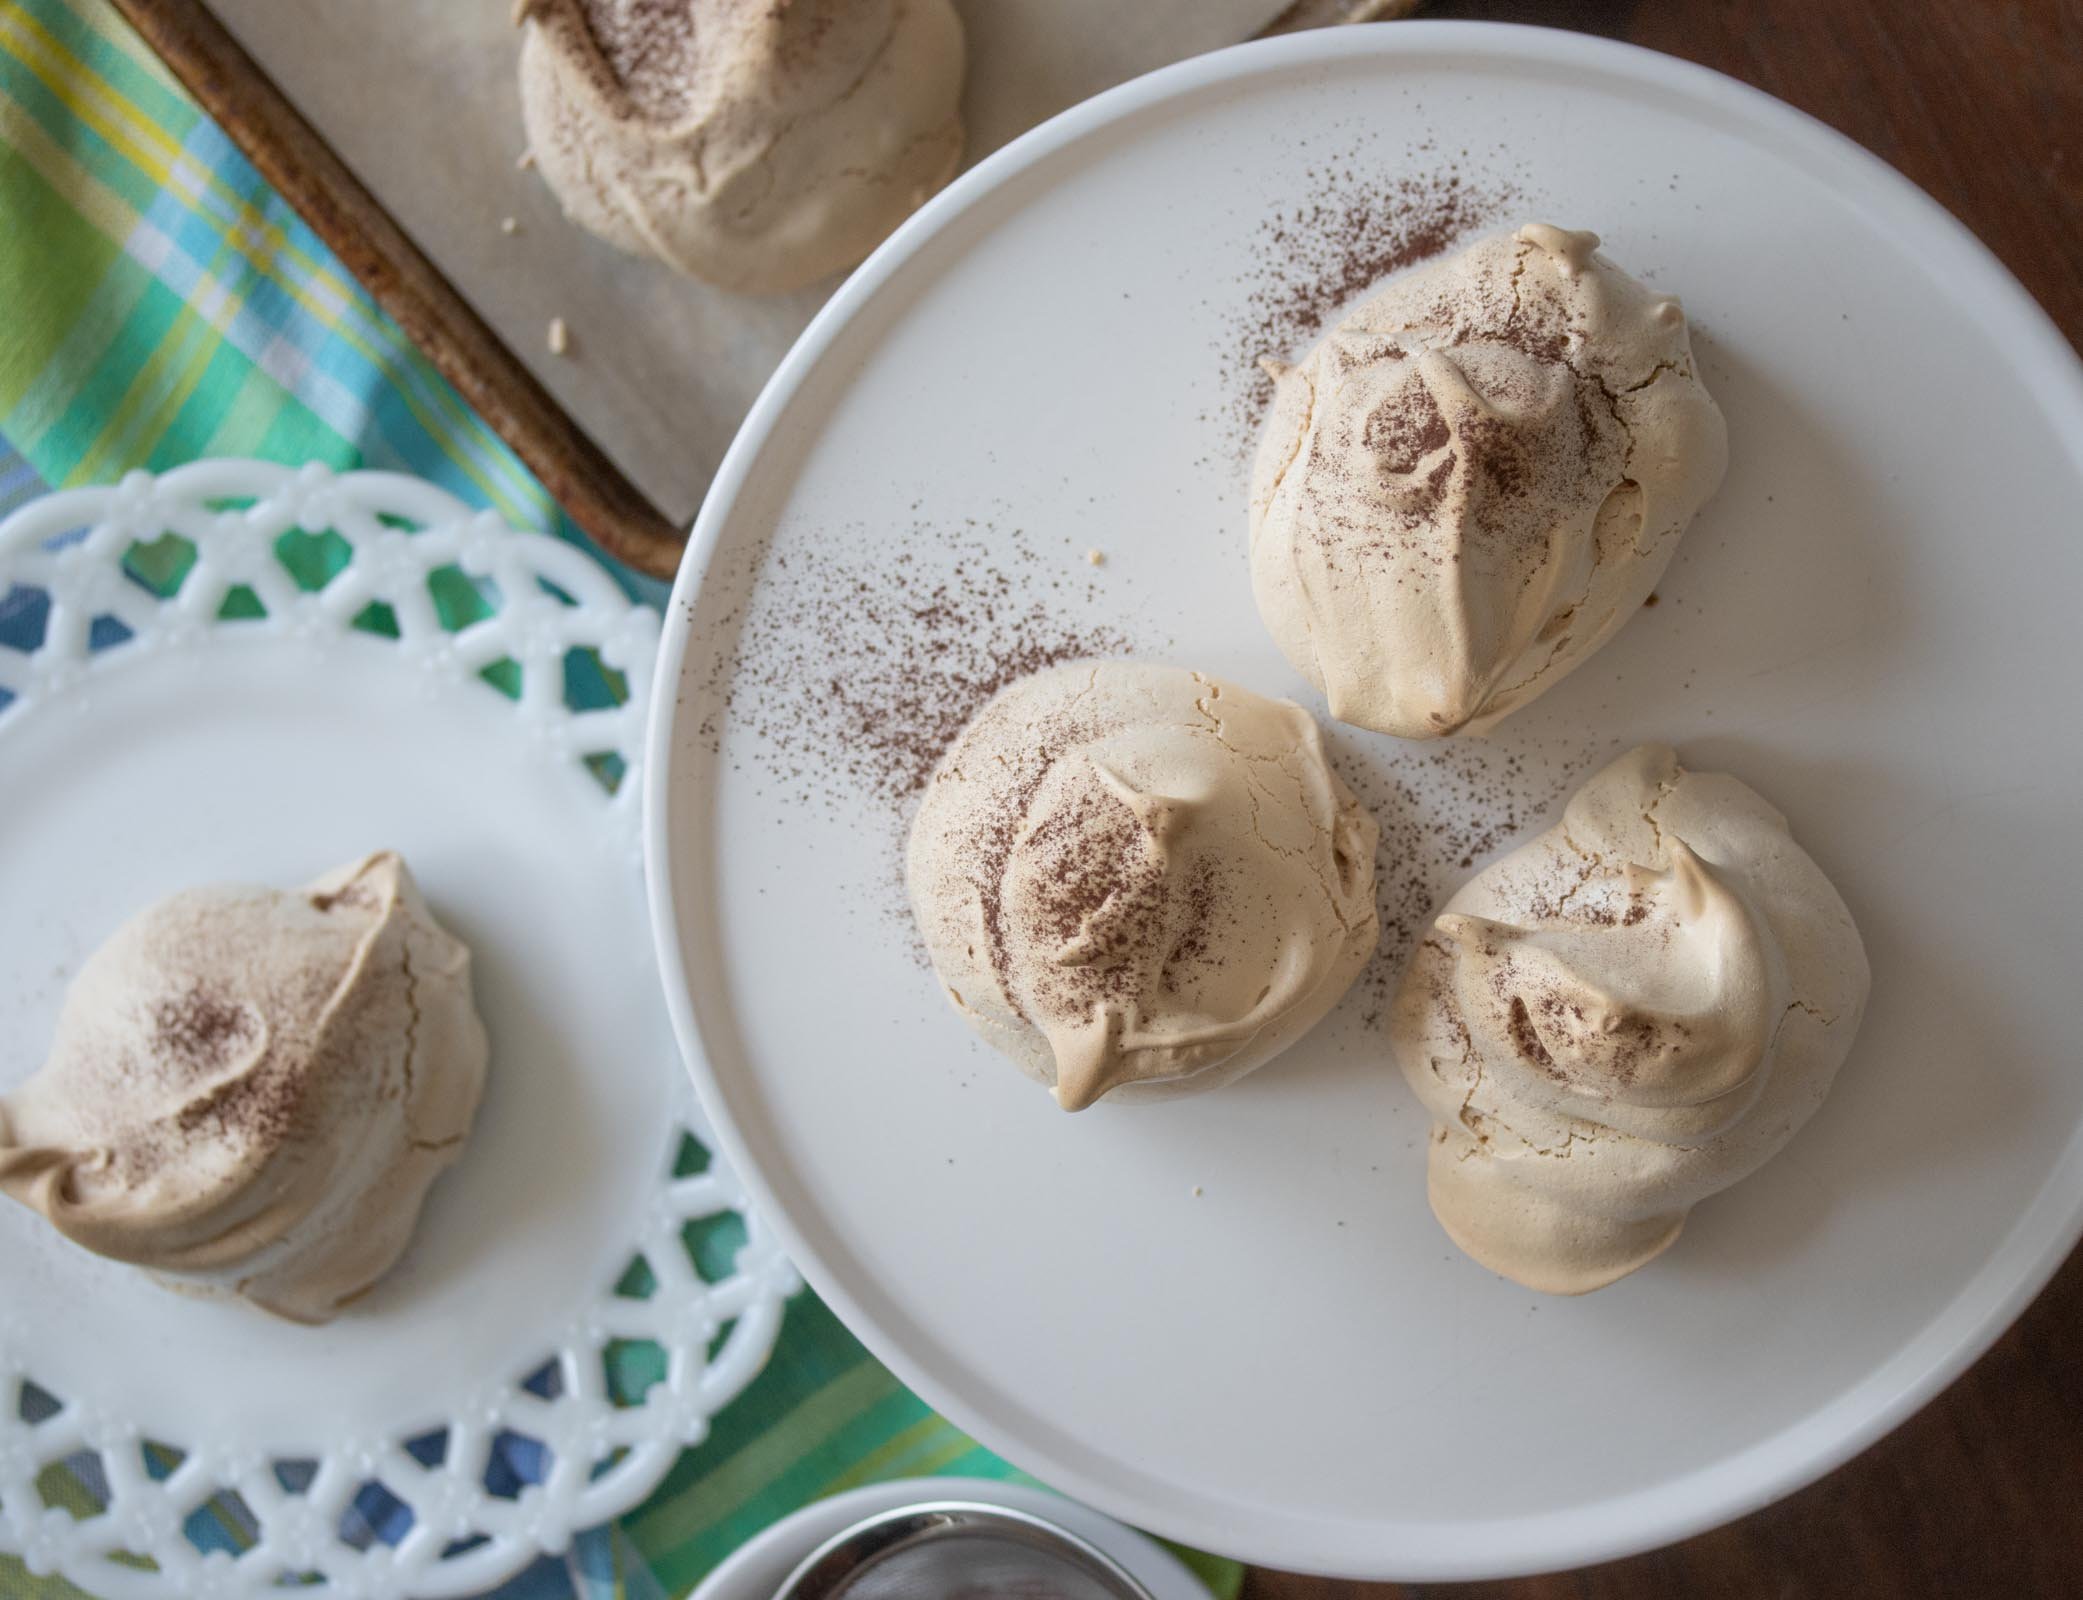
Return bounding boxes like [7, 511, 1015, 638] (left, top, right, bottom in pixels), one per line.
[203, 0, 1296, 526]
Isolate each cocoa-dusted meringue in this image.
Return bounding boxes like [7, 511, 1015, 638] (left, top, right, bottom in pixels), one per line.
[907, 661, 1378, 1110]
[0, 853, 488, 1323]
[1250, 224, 1727, 738]
[1391, 745, 1868, 1293]
[516, 0, 965, 294]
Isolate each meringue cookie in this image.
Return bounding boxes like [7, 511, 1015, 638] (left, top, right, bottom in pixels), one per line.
[0, 853, 488, 1323]
[908, 661, 1378, 1110]
[1390, 745, 1868, 1293]
[1250, 224, 1728, 738]
[516, 0, 965, 294]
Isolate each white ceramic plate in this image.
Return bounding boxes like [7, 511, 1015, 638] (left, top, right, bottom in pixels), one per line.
[0, 463, 795, 1600]
[690, 1478, 1207, 1600]
[645, 24, 2083, 1581]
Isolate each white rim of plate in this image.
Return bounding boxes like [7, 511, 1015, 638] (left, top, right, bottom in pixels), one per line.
[643, 23, 2083, 1579]
[0, 459, 798, 1600]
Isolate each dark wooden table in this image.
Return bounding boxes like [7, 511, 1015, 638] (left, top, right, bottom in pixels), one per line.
[1249, 2, 2083, 1596]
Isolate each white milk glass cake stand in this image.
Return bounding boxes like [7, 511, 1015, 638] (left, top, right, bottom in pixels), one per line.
[0, 461, 798, 1599]
[646, 22, 2083, 1581]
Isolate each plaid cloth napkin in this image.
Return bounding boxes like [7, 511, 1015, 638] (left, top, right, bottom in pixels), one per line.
[0, 2, 1243, 1595]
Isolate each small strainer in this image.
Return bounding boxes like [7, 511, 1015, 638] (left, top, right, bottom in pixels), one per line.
[773, 1499, 1159, 1600]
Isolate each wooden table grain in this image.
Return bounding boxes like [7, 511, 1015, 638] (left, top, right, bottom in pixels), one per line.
[1248, 2, 2083, 1596]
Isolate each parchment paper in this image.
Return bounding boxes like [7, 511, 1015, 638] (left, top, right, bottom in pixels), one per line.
[203, 1, 1299, 524]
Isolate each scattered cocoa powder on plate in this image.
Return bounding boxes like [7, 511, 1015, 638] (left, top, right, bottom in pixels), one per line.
[1211, 142, 1525, 460]
[1335, 736, 1609, 1026]
[694, 516, 1153, 818]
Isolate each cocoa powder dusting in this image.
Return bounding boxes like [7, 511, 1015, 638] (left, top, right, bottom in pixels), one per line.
[151, 987, 256, 1078]
[1507, 995, 1558, 1076]
[1161, 857, 1223, 995]
[147, 986, 304, 1146]
[1212, 145, 1523, 459]
[1014, 779, 1172, 1014]
[693, 515, 1156, 912]
[968, 709, 1105, 1005]
[174, 1066, 301, 1147]
[924, 675, 1244, 1031]
[1338, 738, 1609, 1026]
[578, 0, 700, 118]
